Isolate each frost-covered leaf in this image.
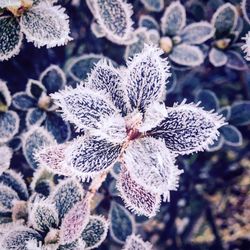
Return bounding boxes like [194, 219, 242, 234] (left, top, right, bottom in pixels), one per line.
[117, 166, 161, 217]
[242, 0, 250, 24]
[0, 146, 12, 175]
[29, 201, 59, 232]
[226, 51, 247, 71]
[123, 234, 153, 250]
[12, 92, 36, 111]
[0, 169, 29, 200]
[59, 239, 86, 250]
[1, 226, 42, 250]
[229, 101, 250, 126]
[0, 80, 11, 109]
[81, 215, 109, 250]
[0, 0, 21, 8]
[65, 54, 104, 82]
[195, 89, 219, 111]
[85, 59, 128, 115]
[0, 16, 23, 61]
[109, 201, 135, 244]
[140, 0, 164, 12]
[242, 31, 250, 61]
[180, 21, 215, 44]
[126, 45, 170, 112]
[65, 136, 121, 178]
[211, 3, 238, 37]
[0, 183, 19, 210]
[138, 15, 159, 30]
[218, 106, 231, 121]
[26, 108, 46, 127]
[26, 79, 46, 99]
[209, 47, 228, 67]
[161, 1, 186, 36]
[0, 111, 20, 144]
[52, 86, 118, 131]
[60, 198, 90, 245]
[50, 178, 84, 220]
[39, 65, 66, 94]
[45, 112, 71, 143]
[207, 134, 224, 152]
[148, 102, 226, 154]
[124, 137, 182, 201]
[91, 21, 106, 38]
[220, 125, 243, 147]
[91, 0, 134, 44]
[22, 127, 54, 169]
[170, 44, 204, 67]
[20, 3, 72, 48]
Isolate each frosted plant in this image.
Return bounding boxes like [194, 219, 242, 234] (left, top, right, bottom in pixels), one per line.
[208, 3, 247, 70]
[37, 44, 226, 218]
[242, 31, 250, 61]
[0, 0, 72, 61]
[123, 234, 153, 250]
[133, 2, 215, 67]
[12, 65, 71, 143]
[86, 0, 134, 45]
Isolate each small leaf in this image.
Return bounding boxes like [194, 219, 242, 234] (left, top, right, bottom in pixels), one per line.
[209, 47, 228, 67]
[60, 198, 90, 245]
[229, 101, 250, 126]
[90, 21, 105, 38]
[26, 79, 46, 99]
[0, 16, 23, 61]
[140, 0, 164, 12]
[123, 234, 153, 250]
[211, 3, 238, 37]
[0, 80, 11, 109]
[161, 1, 186, 36]
[20, 3, 72, 48]
[226, 51, 248, 71]
[12, 92, 37, 111]
[138, 15, 159, 30]
[25, 108, 46, 127]
[242, 0, 250, 25]
[0, 183, 19, 210]
[218, 106, 231, 121]
[81, 215, 109, 249]
[109, 202, 135, 244]
[170, 44, 204, 67]
[117, 166, 161, 217]
[207, 135, 224, 152]
[220, 125, 243, 147]
[195, 89, 219, 111]
[0, 111, 20, 144]
[0, 146, 12, 175]
[180, 21, 215, 44]
[22, 126, 54, 169]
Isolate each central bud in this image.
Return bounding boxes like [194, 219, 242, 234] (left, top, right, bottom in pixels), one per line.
[215, 38, 231, 49]
[160, 36, 173, 53]
[125, 112, 143, 141]
[7, 0, 33, 16]
[38, 93, 52, 110]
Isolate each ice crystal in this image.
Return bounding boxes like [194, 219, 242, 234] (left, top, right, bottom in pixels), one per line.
[123, 234, 153, 250]
[242, 31, 250, 61]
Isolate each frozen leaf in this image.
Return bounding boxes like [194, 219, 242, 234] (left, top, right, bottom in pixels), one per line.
[0, 146, 12, 175]
[0, 80, 11, 109]
[138, 15, 159, 30]
[170, 44, 204, 67]
[218, 106, 231, 121]
[60, 198, 90, 245]
[123, 137, 182, 201]
[229, 101, 250, 126]
[0, 111, 20, 143]
[25, 108, 46, 127]
[29, 201, 59, 232]
[109, 202, 135, 244]
[126, 45, 170, 112]
[0, 169, 29, 200]
[123, 234, 153, 250]
[0, 0, 21, 8]
[209, 47, 228, 67]
[1, 226, 42, 250]
[180, 21, 215, 44]
[226, 51, 247, 71]
[195, 90, 219, 112]
[22, 126, 54, 169]
[0, 16, 23, 61]
[161, 1, 186, 36]
[81, 215, 109, 249]
[117, 166, 161, 217]
[12, 92, 36, 111]
[52, 86, 118, 131]
[148, 101, 226, 154]
[91, 21, 106, 38]
[20, 3, 72, 48]
[0, 183, 19, 210]
[242, 0, 250, 24]
[91, 0, 134, 44]
[39, 65, 66, 94]
[59, 240, 86, 250]
[50, 178, 84, 220]
[26, 79, 46, 99]
[242, 31, 250, 61]
[211, 3, 238, 37]
[66, 136, 121, 178]
[220, 125, 243, 147]
[140, 0, 164, 12]
[207, 135, 224, 152]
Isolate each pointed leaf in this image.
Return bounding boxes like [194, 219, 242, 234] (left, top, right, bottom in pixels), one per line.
[25, 108, 46, 127]
[218, 106, 231, 121]
[20, 3, 71, 48]
[0, 183, 19, 210]
[220, 125, 242, 147]
[242, 0, 250, 24]
[209, 47, 228, 67]
[126, 45, 170, 112]
[81, 215, 109, 250]
[161, 1, 186, 36]
[207, 134, 224, 152]
[138, 15, 159, 30]
[0, 80, 11, 109]
[140, 0, 164, 12]
[123, 234, 153, 250]
[195, 90, 219, 112]
[229, 101, 250, 126]
[170, 44, 204, 67]
[0, 16, 23, 61]
[226, 51, 248, 71]
[117, 166, 161, 217]
[180, 21, 215, 44]
[26, 79, 46, 99]
[109, 202, 135, 244]
[0, 146, 12, 175]
[12, 92, 37, 111]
